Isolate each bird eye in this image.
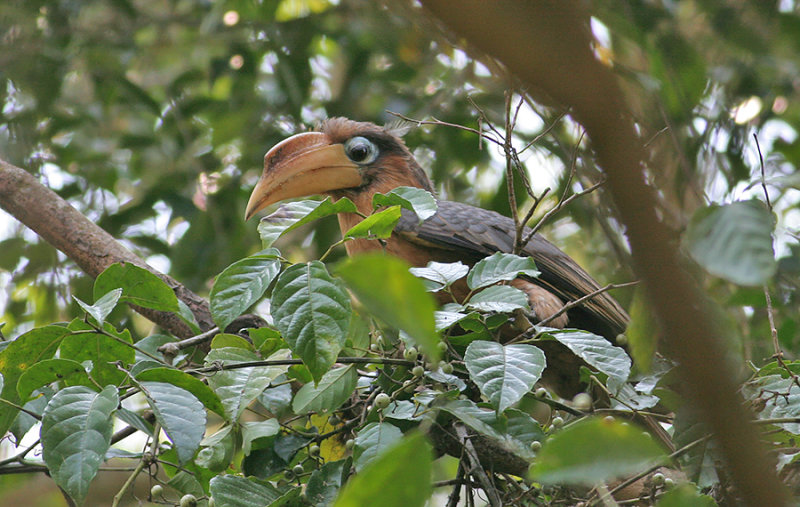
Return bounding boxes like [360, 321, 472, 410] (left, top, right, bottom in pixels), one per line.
[344, 136, 378, 165]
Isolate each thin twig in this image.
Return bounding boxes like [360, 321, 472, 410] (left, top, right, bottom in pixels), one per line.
[455, 424, 502, 507]
[385, 111, 503, 147]
[535, 280, 639, 327]
[189, 356, 415, 375]
[524, 175, 604, 244]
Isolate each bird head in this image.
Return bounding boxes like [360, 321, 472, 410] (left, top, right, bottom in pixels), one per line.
[245, 118, 433, 220]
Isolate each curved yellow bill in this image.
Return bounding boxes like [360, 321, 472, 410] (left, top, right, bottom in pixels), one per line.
[245, 132, 363, 220]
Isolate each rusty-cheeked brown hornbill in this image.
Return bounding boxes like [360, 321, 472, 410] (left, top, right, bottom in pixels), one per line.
[245, 118, 629, 397]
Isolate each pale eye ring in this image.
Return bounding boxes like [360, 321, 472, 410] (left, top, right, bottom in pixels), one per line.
[344, 136, 379, 165]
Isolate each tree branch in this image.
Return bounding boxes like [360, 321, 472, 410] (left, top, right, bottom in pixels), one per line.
[0, 158, 213, 338]
[419, 1, 788, 505]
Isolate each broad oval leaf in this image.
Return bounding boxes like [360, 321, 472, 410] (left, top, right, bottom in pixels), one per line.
[136, 367, 226, 418]
[530, 417, 667, 485]
[372, 186, 438, 223]
[410, 261, 469, 292]
[353, 422, 403, 472]
[334, 433, 432, 507]
[41, 385, 119, 506]
[73, 288, 122, 326]
[545, 329, 631, 384]
[464, 341, 546, 413]
[292, 365, 357, 414]
[140, 381, 205, 464]
[61, 319, 135, 386]
[438, 399, 506, 441]
[684, 200, 776, 286]
[467, 252, 541, 290]
[337, 254, 439, 362]
[210, 474, 282, 506]
[466, 285, 529, 313]
[17, 358, 89, 402]
[205, 347, 292, 420]
[434, 310, 472, 331]
[241, 419, 280, 455]
[0, 326, 69, 436]
[258, 198, 357, 248]
[210, 249, 281, 331]
[343, 206, 402, 240]
[307, 458, 350, 507]
[94, 262, 179, 312]
[272, 261, 351, 382]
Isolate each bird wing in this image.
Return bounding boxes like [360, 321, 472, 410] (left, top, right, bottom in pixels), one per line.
[395, 200, 629, 340]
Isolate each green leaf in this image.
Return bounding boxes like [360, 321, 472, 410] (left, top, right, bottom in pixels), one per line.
[434, 310, 472, 331]
[73, 288, 122, 325]
[41, 385, 119, 505]
[343, 206, 402, 240]
[373, 186, 438, 223]
[464, 341, 546, 413]
[467, 252, 540, 290]
[205, 347, 292, 421]
[742, 374, 800, 434]
[530, 417, 667, 485]
[210, 249, 281, 331]
[209, 475, 282, 506]
[0, 326, 69, 436]
[334, 433, 432, 507]
[307, 458, 351, 507]
[17, 358, 89, 402]
[546, 329, 631, 384]
[410, 261, 469, 291]
[94, 262, 179, 312]
[353, 422, 403, 472]
[504, 408, 546, 460]
[337, 254, 439, 361]
[139, 381, 205, 464]
[466, 285, 529, 313]
[61, 320, 135, 386]
[438, 399, 506, 441]
[197, 425, 236, 472]
[258, 198, 357, 248]
[272, 261, 351, 382]
[656, 484, 717, 507]
[136, 367, 227, 418]
[292, 365, 357, 414]
[684, 200, 776, 286]
[241, 419, 280, 455]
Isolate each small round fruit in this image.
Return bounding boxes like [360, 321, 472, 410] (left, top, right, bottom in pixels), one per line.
[440, 361, 454, 374]
[551, 416, 564, 428]
[436, 341, 448, 353]
[328, 415, 341, 426]
[403, 347, 418, 360]
[293, 464, 305, 476]
[345, 439, 355, 450]
[375, 393, 391, 409]
[369, 343, 380, 352]
[179, 494, 198, 507]
[603, 415, 615, 424]
[150, 484, 164, 498]
[615, 333, 628, 346]
[530, 440, 542, 452]
[663, 478, 674, 488]
[283, 470, 294, 480]
[652, 472, 665, 486]
[412, 365, 425, 377]
[535, 387, 548, 398]
[572, 392, 592, 411]
[309, 444, 320, 457]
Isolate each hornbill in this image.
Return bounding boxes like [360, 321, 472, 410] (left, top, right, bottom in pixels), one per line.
[245, 117, 630, 398]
